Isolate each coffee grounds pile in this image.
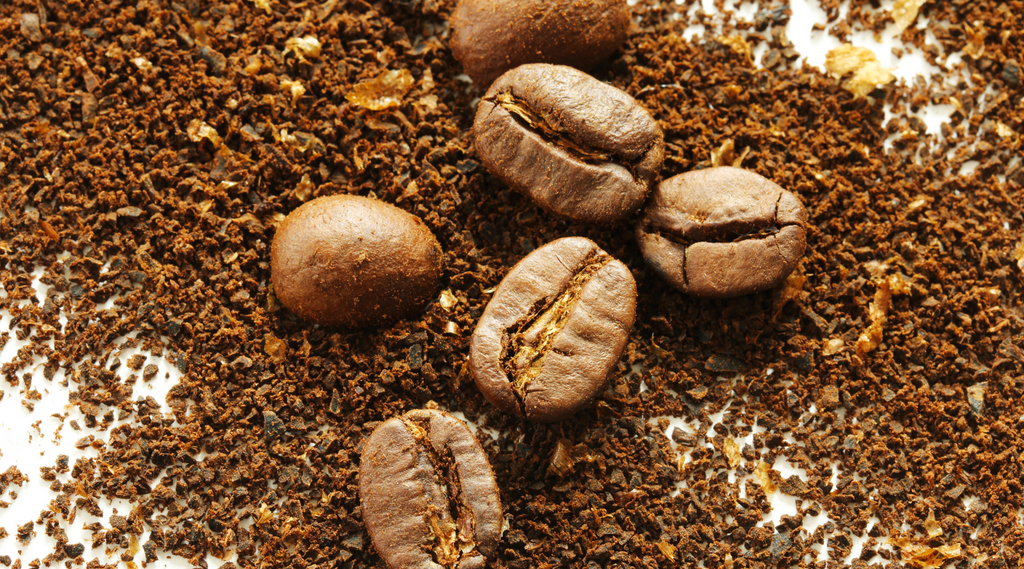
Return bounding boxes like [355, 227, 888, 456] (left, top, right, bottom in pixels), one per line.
[2, 0, 1023, 568]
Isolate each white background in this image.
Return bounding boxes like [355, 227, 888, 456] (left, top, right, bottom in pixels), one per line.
[0, 0, 976, 566]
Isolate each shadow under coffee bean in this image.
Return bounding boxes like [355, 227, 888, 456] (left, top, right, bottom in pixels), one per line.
[636, 167, 808, 298]
[470, 237, 637, 422]
[474, 64, 664, 224]
[359, 409, 503, 569]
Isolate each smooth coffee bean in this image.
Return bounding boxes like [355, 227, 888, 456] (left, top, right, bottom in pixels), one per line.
[359, 409, 503, 569]
[271, 195, 443, 328]
[636, 167, 808, 298]
[450, 0, 630, 88]
[474, 64, 665, 224]
[470, 237, 636, 422]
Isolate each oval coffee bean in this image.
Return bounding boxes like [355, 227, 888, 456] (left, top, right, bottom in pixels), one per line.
[636, 167, 808, 298]
[360, 409, 503, 569]
[271, 195, 443, 328]
[474, 64, 665, 224]
[470, 237, 636, 422]
[450, 0, 630, 88]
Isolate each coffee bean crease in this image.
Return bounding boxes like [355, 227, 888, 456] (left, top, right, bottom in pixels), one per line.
[402, 417, 475, 568]
[470, 237, 636, 422]
[491, 91, 645, 169]
[502, 252, 612, 405]
[359, 410, 502, 569]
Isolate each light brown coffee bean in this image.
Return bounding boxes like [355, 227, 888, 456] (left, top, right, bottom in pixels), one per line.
[474, 64, 664, 224]
[449, 0, 630, 88]
[359, 409, 503, 569]
[470, 237, 636, 422]
[636, 167, 808, 298]
[271, 195, 443, 328]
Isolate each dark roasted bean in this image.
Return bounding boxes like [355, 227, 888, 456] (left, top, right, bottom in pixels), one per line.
[359, 409, 503, 569]
[470, 237, 636, 422]
[450, 0, 630, 88]
[271, 195, 443, 328]
[474, 64, 664, 224]
[636, 167, 808, 298]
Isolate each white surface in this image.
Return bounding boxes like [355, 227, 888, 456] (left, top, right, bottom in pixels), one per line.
[0, 267, 192, 565]
[1, 1, 974, 566]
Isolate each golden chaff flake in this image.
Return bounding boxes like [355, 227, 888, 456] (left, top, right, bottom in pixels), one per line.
[280, 129, 325, 155]
[439, 289, 458, 311]
[886, 537, 961, 568]
[723, 437, 742, 469]
[285, 36, 322, 63]
[856, 273, 910, 358]
[347, 69, 415, 111]
[924, 510, 943, 538]
[825, 45, 895, 99]
[264, 334, 287, 363]
[822, 338, 845, 356]
[250, 0, 272, 14]
[718, 35, 753, 64]
[294, 174, 314, 201]
[753, 461, 777, 494]
[187, 120, 222, 147]
[892, 0, 929, 35]
[280, 78, 306, 105]
[656, 540, 677, 561]
[995, 121, 1016, 138]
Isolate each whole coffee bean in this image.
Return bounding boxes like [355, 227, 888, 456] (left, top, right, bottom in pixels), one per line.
[271, 195, 443, 328]
[470, 237, 636, 422]
[450, 0, 630, 88]
[474, 64, 665, 224]
[360, 409, 503, 569]
[636, 167, 808, 298]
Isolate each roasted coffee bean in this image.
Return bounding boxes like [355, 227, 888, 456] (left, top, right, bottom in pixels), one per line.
[450, 0, 630, 88]
[271, 195, 443, 328]
[359, 409, 503, 569]
[474, 64, 664, 224]
[636, 167, 808, 298]
[470, 237, 636, 422]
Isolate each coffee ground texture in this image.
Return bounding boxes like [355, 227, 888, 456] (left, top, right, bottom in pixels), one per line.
[1, 0, 1023, 568]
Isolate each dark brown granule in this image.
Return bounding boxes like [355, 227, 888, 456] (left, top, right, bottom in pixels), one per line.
[1, 0, 1023, 568]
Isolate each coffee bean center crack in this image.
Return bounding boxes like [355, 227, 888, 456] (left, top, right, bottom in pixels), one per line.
[653, 223, 784, 248]
[402, 418, 477, 568]
[644, 193, 798, 285]
[501, 253, 612, 406]
[491, 91, 650, 177]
